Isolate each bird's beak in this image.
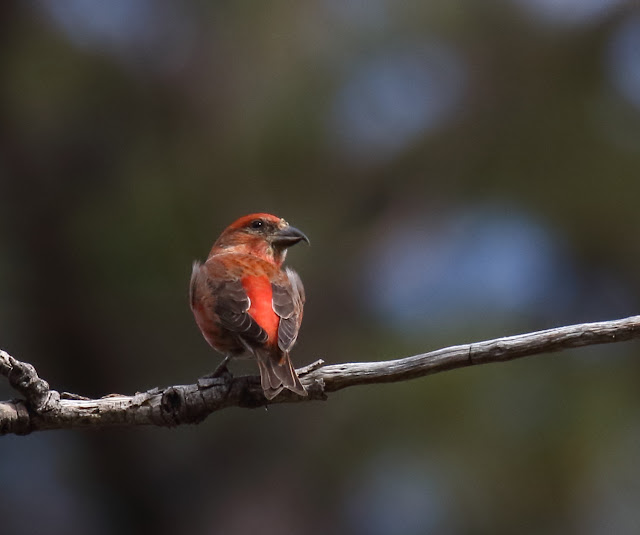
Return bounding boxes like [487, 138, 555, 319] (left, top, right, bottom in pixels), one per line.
[271, 225, 310, 247]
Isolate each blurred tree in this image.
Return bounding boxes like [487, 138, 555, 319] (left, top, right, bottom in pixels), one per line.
[1, 0, 640, 534]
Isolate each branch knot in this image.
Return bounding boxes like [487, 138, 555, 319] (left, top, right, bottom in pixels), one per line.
[5, 354, 51, 410]
[2, 314, 640, 435]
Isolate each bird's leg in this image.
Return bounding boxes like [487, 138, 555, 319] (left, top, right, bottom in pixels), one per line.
[212, 355, 233, 378]
[201, 355, 233, 380]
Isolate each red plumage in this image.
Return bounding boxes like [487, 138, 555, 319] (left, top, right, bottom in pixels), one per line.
[190, 213, 308, 399]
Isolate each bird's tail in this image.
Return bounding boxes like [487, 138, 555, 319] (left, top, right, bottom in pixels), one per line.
[256, 351, 307, 400]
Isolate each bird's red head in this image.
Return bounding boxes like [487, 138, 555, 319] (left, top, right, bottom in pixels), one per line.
[209, 213, 309, 267]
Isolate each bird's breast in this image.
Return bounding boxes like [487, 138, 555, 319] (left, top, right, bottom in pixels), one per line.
[242, 275, 279, 344]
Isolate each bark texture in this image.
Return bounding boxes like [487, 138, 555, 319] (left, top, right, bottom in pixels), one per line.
[2, 315, 639, 436]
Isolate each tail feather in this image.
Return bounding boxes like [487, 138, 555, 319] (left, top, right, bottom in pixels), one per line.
[256, 352, 307, 400]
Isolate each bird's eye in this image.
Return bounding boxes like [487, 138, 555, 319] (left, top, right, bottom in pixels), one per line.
[250, 219, 264, 230]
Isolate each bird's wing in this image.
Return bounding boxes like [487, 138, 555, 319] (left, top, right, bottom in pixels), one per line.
[214, 277, 269, 345]
[271, 267, 305, 353]
[195, 258, 269, 346]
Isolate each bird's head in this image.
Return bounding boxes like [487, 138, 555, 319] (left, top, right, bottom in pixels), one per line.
[210, 213, 310, 266]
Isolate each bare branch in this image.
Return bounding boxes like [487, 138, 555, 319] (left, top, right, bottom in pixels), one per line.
[2, 315, 640, 436]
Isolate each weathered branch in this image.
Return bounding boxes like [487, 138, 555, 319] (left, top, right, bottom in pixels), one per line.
[2, 315, 639, 436]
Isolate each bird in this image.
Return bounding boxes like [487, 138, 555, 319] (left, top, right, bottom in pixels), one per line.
[189, 213, 309, 400]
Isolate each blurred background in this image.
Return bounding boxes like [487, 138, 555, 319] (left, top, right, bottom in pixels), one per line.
[1, 0, 640, 533]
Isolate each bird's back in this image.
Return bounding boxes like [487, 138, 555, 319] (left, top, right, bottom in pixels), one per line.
[190, 253, 295, 354]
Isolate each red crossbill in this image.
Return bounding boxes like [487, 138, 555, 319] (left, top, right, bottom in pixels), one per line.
[190, 213, 309, 399]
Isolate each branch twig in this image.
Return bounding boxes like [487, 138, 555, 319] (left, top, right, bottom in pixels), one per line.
[2, 315, 639, 436]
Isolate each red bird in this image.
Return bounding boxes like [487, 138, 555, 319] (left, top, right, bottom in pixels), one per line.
[190, 213, 309, 399]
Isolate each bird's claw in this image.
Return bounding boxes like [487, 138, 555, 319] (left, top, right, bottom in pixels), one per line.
[201, 356, 234, 381]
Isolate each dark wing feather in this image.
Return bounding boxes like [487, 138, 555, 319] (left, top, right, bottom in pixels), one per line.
[272, 268, 305, 353]
[213, 279, 268, 345]
[189, 261, 204, 311]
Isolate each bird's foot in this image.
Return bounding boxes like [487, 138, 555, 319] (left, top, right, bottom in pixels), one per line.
[201, 356, 233, 381]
